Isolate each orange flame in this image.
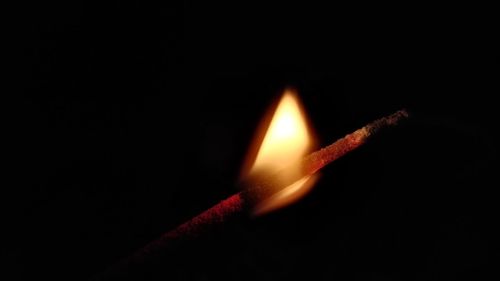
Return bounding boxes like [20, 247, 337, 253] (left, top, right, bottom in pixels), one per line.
[241, 89, 318, 215]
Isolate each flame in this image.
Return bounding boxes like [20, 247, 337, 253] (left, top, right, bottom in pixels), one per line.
[242, 89, 318, 215]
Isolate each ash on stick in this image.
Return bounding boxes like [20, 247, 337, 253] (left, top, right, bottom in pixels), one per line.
[92, 109, 408, 280]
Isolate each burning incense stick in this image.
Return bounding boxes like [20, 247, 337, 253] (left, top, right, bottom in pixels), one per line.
[92, 109, 408, 280]
[242, 109, 409, 205]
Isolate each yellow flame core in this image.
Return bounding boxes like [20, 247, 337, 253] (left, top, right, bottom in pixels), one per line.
[244, 89, 318, 215]
[251, 92, 311, 174]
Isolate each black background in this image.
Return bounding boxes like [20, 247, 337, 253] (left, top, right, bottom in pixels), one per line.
[6, 2, 499, 281]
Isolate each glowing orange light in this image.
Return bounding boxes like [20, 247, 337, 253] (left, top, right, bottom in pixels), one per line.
[242, 89, 318, 215]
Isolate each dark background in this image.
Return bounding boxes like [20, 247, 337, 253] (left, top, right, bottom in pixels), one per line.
[6, 2, 498, 281]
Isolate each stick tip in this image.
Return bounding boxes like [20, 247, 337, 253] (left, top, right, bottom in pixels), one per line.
[388, 109, 410, 124]
[366, 109, 409, 135]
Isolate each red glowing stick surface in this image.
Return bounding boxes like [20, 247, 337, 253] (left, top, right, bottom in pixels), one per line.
[92, 110, 408, 280]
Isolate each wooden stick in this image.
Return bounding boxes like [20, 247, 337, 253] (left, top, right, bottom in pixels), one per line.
[91, 109, 408, 280]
